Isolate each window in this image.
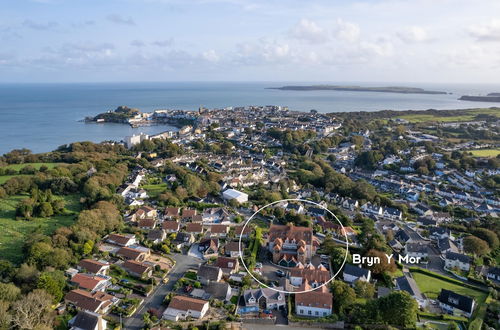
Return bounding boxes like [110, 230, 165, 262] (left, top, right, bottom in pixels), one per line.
[300, 309, 304, 314]
[315, 311, 319, 316]
[323, 312, 327, 316]
[308, 310, 312, 315]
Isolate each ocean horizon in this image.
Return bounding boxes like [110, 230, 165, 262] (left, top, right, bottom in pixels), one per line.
[1, 81, 500, 155]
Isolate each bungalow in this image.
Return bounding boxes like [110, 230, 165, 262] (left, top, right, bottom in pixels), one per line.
[235, 225, 252, 239]
[487, 267, 500, 282]
[224, 242, 242, 258]
[395, 230, 411, 244]
[438, 289, 475, 318]
[413, 204, 433, 217]
[106, 234, 137, 247]
[445, 252, 471, 271]
[198, 238, 219, 258]
[122, 260, 153, 278]
[438, 238, 458, 254]
[70, 273, 110, 292]
[202, 208, 230, 223]
[388, 239, 404, 252]
[164, 207, 180, 219]
[215, 257, 239, 274]
[395, 275, 426, 307]
[173, 233, 195, 249]
[209, 225, 229, 238]
[65, 289, 116, 314]
[417, 217, 437, 227]
[241, 287, 286, 311]
[116, 246, 150, 262]
[182, 209, 198, 222]
[308, 207, 327, 217]
[186, 223, 204, 235]
[147, 229, 166, 244]
[343, 264, 371, 284]
[138, 218, 157, 230]
[77, 259, 110, 276]
[405, 243, 429, 259]
[340, 226, 357, 238]
[295, 282, 332, 318]
[197, 264, 223, 285]
[202, 282, 232, 302]
[162, 296, 209, 321]
[68, 310, 107, 330]
[162, 221, 180, 233]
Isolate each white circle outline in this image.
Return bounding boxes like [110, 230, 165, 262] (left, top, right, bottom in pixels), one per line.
[238, 198, 349, 294]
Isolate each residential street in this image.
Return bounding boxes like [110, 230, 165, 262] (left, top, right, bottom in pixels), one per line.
[123, 253, 201, 330]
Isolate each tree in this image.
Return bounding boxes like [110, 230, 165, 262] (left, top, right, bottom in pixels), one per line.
[11, 289, 54, 330]
[377, 291, 418, 328]
[331, 280, 356, 316]
[0, 301, 11, 329]
[365, 249, 396, 274]
[37, 271, 66, 303]
[471, 228, 499, 250]
[0, 283, 21, 302]
[463, 235, 490, 256]
[38, 202, 54, 217]
[82, 240, 94, 255]
[354, 281, 375, 299]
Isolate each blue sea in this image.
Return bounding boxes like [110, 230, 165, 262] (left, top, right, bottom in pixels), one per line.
[1, 81, 499, 154]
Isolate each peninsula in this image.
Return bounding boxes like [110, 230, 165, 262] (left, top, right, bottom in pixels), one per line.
[459, 93, 500, 102]
[268, 85, 448, 94]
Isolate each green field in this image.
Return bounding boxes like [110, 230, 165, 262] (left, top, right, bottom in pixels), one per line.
[0, 162, 64, 184]
[0, 193, 81, 263]
[467, 149, 500, 158]
[411, 271, 487, 304]
[396, 108, 500, 123]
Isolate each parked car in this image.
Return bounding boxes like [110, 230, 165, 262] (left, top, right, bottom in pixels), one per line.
[276, 270, 285, 277]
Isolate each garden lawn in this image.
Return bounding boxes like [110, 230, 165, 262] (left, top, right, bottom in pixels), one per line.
[0, 193, 81, 263]
[411, 271, 487, 305]
[142, 183, 167, 198]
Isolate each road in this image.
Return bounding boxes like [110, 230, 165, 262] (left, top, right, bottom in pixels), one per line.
[122, 252, 201, 329]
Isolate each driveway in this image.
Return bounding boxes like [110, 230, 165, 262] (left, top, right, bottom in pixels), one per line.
[122, 252, 200, 329]
[188, 244, 204, 259]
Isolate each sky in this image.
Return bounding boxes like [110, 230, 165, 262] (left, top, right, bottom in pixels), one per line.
[1, 0, 500, 83]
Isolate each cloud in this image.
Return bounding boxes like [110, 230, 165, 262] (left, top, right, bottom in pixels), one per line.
[151, 38, 174, 47]
[468, 19, 500, 41]
[201, 49, 220, 62]
[334, 19, 360, 43]
[397, 26, 429, 43]
[289, 19, 327, 44]
[235, 39, 291, 65]
[131, 40, 146, 47]
[22, 19, 58, 30]
[72, 20, 96, 28]
[106, 14, 135, 26]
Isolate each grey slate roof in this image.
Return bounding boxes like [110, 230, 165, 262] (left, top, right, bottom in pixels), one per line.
[343, 264, 370, 278]
[445, 251, 471, 264]
[438, 289, 474, 314]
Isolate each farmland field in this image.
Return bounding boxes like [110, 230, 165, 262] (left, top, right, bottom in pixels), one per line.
[467, 149, 500, 158]
[0, 193, 81, 263]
